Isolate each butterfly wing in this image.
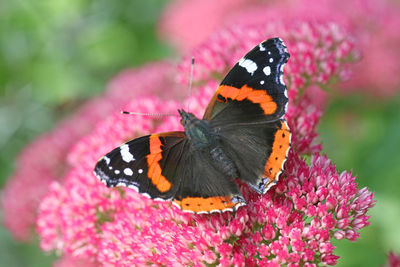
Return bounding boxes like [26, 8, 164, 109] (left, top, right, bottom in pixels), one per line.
[203, 38, 289, 125]
[214, 119, 291, 194]
[172, 147, 245, 213]
[94, 132, 245, 213]
[205, 38, 291, 193]
[94, 132, 187, 200]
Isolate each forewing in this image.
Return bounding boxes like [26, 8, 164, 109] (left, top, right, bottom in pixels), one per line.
[203, 38, 289, 125]
[94, 132, 187, 200]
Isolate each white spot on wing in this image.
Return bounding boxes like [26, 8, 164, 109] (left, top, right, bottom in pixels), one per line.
[280, 74, 285, 85]
[259, 43, 265, 51]
[103, 156, 110, 165]
[260, 80, 265, 85]
[142, 193, 151, 199]
[278, 38, 288, 53]
[280, 61, 287, 85]
[262, 182, 275, 194]
[269, 58, 273, 63]
[197, 210, 212, 215]
[138, 169, 143, 174]
[239, 57, 258, 75]
[114, 170, 120, 174]
[154, 197, 172, 202]
[120, 144, 135, 162]
[124, 168, 133, 176]
[172, 201, 183, 210]
[263, 66, 271, 76]
[127, 184, 139, 193]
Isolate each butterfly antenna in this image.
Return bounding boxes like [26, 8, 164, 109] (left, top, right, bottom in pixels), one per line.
[186, 57, 195, 112]
[121, 111, 178, 117]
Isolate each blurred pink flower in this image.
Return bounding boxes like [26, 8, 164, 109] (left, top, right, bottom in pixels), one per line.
[33, 21, 375, 265]
[161, 0, 400, 97]
[1, 98, 108, 241]
[53, 255, 96, 267]
[159, 0, 254, 52]
[386, 252, 400, 267]
[107, 61, 186, 102]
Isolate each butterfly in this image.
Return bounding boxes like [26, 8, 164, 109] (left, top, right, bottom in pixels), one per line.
[94, 38, 291, 214]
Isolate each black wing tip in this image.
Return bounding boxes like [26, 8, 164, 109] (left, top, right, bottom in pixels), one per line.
[93, 162, 116, 188]
[261, 38, 290, 62]
[262, 37, 287, 48]
[93, 166, 110, 187]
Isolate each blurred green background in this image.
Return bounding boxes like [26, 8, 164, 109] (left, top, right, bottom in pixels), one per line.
[0, 0, 399, 266]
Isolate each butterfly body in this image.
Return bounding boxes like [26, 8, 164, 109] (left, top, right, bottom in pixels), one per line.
[95, 38, 291, 213]
[179, 109, 239, 179]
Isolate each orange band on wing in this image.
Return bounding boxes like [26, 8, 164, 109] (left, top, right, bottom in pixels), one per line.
[173, 196, 237, 213]
[217, 85, 277, 115]
[264, 121, 291, 181]
[146, 135, 172, 192]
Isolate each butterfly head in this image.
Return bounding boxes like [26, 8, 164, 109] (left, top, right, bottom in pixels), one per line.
[178, 109, 215, 148]
[178, 109, 196, 127]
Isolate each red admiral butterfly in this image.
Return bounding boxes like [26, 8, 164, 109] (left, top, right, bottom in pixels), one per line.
[94, 38, 291, 214]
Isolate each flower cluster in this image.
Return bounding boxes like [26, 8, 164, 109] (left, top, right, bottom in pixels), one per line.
[80, 152, 372, 266]
[31, 21, 376, 266]
[161, 0, 400, 97]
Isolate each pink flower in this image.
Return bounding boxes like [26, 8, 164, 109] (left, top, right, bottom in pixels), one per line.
[1, 101, 105, 241]
[386, 252, 400, 267]
[161, 0, 400, 97]
[159, 0, 254, 52]
[32, 21, 376, 266]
